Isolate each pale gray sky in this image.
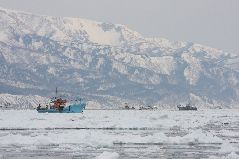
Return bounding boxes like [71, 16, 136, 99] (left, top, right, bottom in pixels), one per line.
[0, 0, 238, 54]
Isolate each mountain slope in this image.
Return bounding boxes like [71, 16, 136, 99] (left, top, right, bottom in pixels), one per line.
[0, 93, 47, 109]
[0, 7, 239, 109]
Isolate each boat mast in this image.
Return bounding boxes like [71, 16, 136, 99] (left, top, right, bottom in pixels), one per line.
[188, 68, 192, 105]
[56, 87, 58, 98]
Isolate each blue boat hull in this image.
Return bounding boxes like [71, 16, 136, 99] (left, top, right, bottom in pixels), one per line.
[37, 102, 86, 113]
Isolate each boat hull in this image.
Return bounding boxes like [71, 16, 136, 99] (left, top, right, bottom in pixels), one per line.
[37, 102, 86, 113]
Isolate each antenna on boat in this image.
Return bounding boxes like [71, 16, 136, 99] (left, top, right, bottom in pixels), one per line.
[56, 87, 58, 98]
[188, 68, 192, 105]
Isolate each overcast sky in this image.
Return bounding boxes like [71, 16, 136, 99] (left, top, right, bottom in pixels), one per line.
[0, 0, 238, 54]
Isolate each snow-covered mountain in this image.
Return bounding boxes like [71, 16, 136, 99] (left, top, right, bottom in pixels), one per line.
[0, 93, 47, 109]
[0, 7, 239, 109]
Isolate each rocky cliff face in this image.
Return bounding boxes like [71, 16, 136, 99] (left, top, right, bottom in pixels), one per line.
[0, 7, 239, 108]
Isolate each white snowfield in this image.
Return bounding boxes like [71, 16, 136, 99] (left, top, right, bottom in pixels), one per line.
[0, 109, 239, 158]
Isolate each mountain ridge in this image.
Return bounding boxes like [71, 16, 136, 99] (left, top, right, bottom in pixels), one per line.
[0, 7, 239, 109]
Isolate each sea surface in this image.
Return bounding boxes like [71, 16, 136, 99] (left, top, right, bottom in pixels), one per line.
[0, 109, 239, 159]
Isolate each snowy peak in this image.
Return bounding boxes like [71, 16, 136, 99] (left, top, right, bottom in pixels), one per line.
[0, 7, 144, 47]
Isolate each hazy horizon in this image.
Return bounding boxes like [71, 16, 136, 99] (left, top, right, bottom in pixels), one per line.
[0, 0, 238, 54]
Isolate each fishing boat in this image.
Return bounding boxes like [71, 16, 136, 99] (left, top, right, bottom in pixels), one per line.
[37, 88, 86, 113]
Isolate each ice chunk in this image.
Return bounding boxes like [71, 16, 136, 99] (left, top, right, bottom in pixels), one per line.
[95, 151, 119, 159]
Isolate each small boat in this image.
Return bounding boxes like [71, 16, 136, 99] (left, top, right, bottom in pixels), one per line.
[177, 103, 197, 111]
[124, 103, 135, 110]
[37, 88, 86, 113]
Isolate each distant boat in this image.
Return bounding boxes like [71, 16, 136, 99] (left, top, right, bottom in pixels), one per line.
[177, 103, 197, 111]
[124, 103, 135, 110]
[37, 88, 86, 113]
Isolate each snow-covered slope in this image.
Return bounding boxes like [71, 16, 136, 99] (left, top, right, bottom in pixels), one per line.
[0, 93, 47, 109]
[0, 7, 239, 108]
